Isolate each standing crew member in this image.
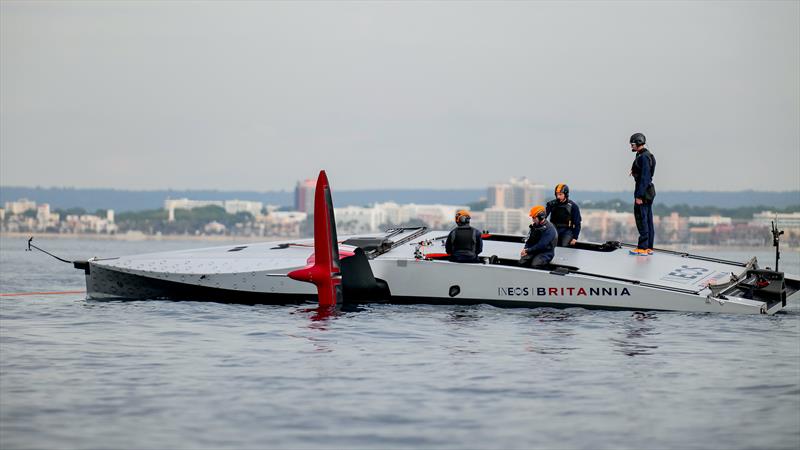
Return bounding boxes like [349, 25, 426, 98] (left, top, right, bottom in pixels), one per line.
[546, 183, 582, 247]
[629, 132, 657, 255]
[519, 205, 558, 268]
[445, 210, 483, 263]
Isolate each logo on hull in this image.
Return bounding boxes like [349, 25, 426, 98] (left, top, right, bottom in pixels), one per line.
[498, 286, 631, 297]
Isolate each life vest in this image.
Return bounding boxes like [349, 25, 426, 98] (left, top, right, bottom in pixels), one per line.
[548, 199, 573, 228]
[631, 149, 656, 180]
[452, 225, 477, 257]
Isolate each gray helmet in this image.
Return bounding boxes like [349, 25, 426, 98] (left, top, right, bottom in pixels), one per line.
[630, 133, 646, 146]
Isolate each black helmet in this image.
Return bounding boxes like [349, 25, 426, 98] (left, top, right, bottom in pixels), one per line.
[630, 133, 646, 146]
[554, 183, 569, 198]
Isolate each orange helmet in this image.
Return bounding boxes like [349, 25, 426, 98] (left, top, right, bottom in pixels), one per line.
[528, 205, 546, 219]
[455, 209, 471, 224]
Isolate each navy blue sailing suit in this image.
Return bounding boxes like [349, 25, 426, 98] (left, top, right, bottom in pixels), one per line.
[546, 199, 582, 247]
[520, 220, 558, 268]
[632, 148, 656, 250]
[445, 224, 483, 263]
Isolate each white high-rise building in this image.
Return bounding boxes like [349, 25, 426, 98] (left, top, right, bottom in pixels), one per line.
[484, 208, 528, 234]
[487, 184, 513, 208]
[294, 178, 316, 214]
[36, 204, 51, 231]
[488, 177, 545, 209]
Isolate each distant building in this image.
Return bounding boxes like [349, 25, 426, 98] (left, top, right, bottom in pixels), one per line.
[335, 206, 386, 234]
[751, 211, 800, 244]
[36, 204, 47, 231]
[295, 178, 316, 214]
[164, 199, 224, 221]
[326, 202, 469, 234]
[373, 202, 411, 226]
[688, 215, 732, 226]
[751, 211, 800, 229]
[660, 212, 689, 243]
[484, 208, 527, 234]
[164, 198, 262, 222]
[4, 199, 36, 215]
[487, 184, 513, 209]
[203, 221, 226, 234]
[164, 198, 224, 211]
[223, 200, 263, 217]
[258, 211, 307, 237]
[400, 203, 467, 230]
[487, 177, 545, 209]
[61, 213, 116, 234]
[580, 209, 637, 242]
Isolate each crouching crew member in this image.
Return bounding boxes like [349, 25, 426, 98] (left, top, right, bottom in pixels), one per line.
[445, 210, 483, 263]
[546, 183, 582, 247]
[629, 132, 657, 256]
[519, 205, 558, 268]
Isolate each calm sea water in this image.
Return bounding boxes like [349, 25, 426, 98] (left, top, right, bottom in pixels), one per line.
[1, 236, 799, 450]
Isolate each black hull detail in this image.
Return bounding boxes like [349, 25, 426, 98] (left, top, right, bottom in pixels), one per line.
[88, 266, 312, 305]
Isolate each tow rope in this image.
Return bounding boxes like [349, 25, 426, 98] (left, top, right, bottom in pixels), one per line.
[0, 290, 85, 297]
[26, 237, 73, 264]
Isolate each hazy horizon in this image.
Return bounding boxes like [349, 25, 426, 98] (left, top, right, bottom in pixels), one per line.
[1, 184, 799, 194]
[2, 1, 799, 192]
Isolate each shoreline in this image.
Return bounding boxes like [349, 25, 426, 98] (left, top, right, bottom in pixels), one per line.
[1, 231, 796, 252]
[0, 231, 279, 243]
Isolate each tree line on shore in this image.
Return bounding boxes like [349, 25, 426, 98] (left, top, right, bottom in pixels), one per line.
[466, 199, 799, 219]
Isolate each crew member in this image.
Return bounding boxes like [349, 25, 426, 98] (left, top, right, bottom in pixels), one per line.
[519, 205, 558, 268]
[546, 183, 582, 247]
[445, 210, 483, 263]
[629, 132, 657, 255]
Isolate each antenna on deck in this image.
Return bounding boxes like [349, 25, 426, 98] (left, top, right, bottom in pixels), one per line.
[770, 220, 784, 272]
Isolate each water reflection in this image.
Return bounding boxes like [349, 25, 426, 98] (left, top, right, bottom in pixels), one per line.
[290, 305, 341, 326]
[530, 309, 575, 323]
[524, 309, 578, 354]
[445, 307, 483, 324]
[284, 306, 340, 353]
[610, 312, 660, 356]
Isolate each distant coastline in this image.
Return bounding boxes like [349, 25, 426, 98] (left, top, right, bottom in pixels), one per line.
[2, 186, 798, 212]
[0, 231, 274, 243]
[3, 231, 796, 252]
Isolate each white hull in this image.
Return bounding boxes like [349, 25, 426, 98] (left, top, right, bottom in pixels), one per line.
[78, 228, 799, 315]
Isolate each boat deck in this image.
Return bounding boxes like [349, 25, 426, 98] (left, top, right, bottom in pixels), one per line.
[377, 231, 750, 294]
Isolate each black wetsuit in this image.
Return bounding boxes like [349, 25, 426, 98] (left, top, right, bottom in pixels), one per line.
[520, 220, 558, 268]
[632, 148, 656, 250]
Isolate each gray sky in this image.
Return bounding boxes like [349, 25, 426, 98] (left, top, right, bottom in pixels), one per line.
[1, 1, 798, 193]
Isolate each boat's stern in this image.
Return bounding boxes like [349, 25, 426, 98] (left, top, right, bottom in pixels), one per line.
[707, 268, 799, 314]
